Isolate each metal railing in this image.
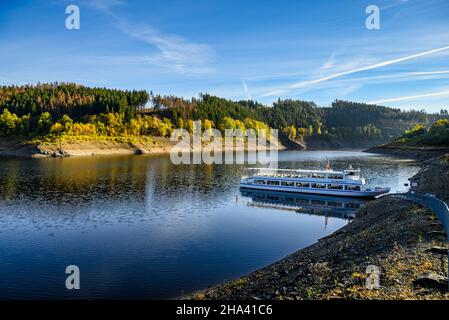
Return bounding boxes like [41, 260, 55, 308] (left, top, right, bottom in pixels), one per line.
[391, 193, 449, 233]
[391, 192, 449, 288]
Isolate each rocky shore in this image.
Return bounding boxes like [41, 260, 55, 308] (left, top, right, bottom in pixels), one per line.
[185, 148, 449, 300]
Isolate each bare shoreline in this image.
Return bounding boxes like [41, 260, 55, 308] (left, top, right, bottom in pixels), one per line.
[366, 144, 449, 161]
[0, 137, 286, 159]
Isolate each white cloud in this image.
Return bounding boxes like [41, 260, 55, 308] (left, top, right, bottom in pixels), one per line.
[119, 24, 215, 74]
[368, 89, 449, 104]
[83, 0, 215, 75]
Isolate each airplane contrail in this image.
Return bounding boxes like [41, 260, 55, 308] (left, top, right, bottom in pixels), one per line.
[368, 89, 449, 104]
[408, 70, 449, 75]
[261, 45, 449, 97]
[241, 80, 252, 100]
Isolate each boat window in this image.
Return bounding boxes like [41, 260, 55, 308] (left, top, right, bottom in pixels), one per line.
[328, 184, 343, 190]
[295, 198, 309, 204]
[328, 201, 343, 207]
[311, 200, 326, 205]
[254, 180, 266, 185]
[345, 203, 361, 209]
[281, 181, 295, 187]
[266, 180, 280, 186]
[345, 185, 361, 191]
[311, 183, 326, 189]
[295, 182, 310, 188]
[328, 174, 343, 179]
[267, 195, 280, 201]
[311, 173, 325, 179]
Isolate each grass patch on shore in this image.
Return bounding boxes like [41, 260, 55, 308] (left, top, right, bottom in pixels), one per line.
[27, 134, 157, 146]
[231, 278, 249, 288]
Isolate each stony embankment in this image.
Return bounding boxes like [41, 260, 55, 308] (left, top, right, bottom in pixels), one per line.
[186, 151, 449, 300]
[367, 143, 449, 202]
[409, 155, 449, 202]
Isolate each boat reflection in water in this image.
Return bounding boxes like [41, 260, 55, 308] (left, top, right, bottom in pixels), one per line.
[240, 188, 369, 221]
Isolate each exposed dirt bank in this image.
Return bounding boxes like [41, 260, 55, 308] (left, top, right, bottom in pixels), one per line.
[0, 137, 286, 158]
[366, 144, 449, 161]
[0, 137, 170, 158]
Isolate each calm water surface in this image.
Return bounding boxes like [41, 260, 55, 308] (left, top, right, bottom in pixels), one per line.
[0, 151, 419, 299]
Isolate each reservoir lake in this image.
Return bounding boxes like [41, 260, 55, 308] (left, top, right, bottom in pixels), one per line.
[0, 150, 419, 299]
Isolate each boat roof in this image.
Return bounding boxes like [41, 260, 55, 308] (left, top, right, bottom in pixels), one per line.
[246, 168, 360, 175]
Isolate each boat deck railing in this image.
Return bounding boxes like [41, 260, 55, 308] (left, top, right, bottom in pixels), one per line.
[246, 167, 359, 176]
[249, 173, 351, 180]
[252, 174, 313, 179]
[390, 192, 449, 289]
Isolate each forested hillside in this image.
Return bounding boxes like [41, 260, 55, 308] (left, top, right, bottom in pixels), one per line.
[0, 83, 446, 147]
[320, 100, 443, 141]
[0, 83, 148, 118]
[153, 95, 446, 143]
[395, 119, 449, 146]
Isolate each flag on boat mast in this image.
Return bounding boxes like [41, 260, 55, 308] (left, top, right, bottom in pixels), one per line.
[325, 158, 331, 171]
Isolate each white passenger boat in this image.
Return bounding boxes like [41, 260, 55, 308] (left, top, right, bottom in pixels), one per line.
[240, 166, 390, 198]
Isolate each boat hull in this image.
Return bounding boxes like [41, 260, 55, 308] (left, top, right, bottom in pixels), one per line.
[239, 183, 389, 198]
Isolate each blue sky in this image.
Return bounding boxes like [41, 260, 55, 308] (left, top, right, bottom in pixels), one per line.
[0, 0, 449, 112]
